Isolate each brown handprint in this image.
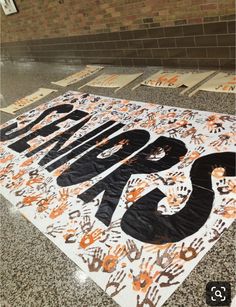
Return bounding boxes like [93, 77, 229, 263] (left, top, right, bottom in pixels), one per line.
[179, 238, 205, 261]
[156, 263, 184, 287]
[99, 219, 121, 248]
[80, 247, 105, 272]
[156, 244, 178, 269]
[210, 133, 233, 149]
[167, 186, 190, 208]
[46, 222, 67, 238]
[79, 216, 95, 233]
[130, 257, 158, 292]
[190, 133, 206, 145]
[126, 239, 143, 262]
[164, 171, 186, 186]
[137, 285, 161, 307]
[208, 219, 226, 243]
[105, 270, 127, 297]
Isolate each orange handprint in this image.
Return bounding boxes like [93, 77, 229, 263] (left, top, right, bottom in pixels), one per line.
[49, 202, 69, 219]
[130, 257, 158, 293]
[80, 228, 103, 249]
[102, 244, 126, 273]
[22, 194, 43, 206]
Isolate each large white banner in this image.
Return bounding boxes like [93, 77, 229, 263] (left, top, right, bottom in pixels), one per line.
[0, 91, 235, 307]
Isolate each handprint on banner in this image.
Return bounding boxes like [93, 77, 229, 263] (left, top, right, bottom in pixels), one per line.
[205, 115, 225, 133]
[180, 126, 205, 145]
[125, 178, 149, 207]
[178, 146, 205, 168]
[105, 270, 127, 297]
[156, 244, 178, 269]
[166, 186, 191, 209]
[80, 228, 103, 249]
[168, 120, 191, 138]
[137, 285, 161, 307]
[190, 133, 206, 145]
[79, 216, 95, 234]
[12, 169, 26, 180]
[130, 257, 158, 292]
[80, 247, 105, 272]
[179, 238, 205, 261]
[163, 171, 186, 186]
[217, 179, 236, 195]
[214, 198, 236, 219]
[210, 132, 235, 150]
[99, 219, 121, 248]
[102, 244, 126, 273]
[0, 154, 14, 164]
[58, 187, 70, 202]
[35, 195, 55, 217]
[181, 110, 198, 120]
[49, 201, 69, 219]
[6, 178, 25, 192]
[46, 222, 67, 238]
[26, 176, 44, 188]
[156, 263, 184, 287]
[126, 239, 143, 262]
[18, 194, 43, 208]
[208, 219, 227, 243]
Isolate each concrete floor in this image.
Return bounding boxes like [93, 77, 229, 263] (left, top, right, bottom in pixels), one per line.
[0, 61, 235, 307]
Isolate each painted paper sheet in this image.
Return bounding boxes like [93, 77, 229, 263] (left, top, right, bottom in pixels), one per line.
[189, 72, 236, 96]
[80, 73, 143, 92]
[0, 88, 57, 114]
[133, 70, 191, 90]
[133, 70, 215, 93]
[51, 65, 104, 87]
[0, 91, 235, 307]
[179, 71, 215, 95]
[0, 0, 17, 15]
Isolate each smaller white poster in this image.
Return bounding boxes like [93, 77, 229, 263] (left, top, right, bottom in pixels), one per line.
[80, 73, 143, 92]
[51, 66, 104, 87]
[180, 71, 215, 95]
[0, 88, 57, 114]
[0, 0, 17, 15]
[133, 70, 191, 90]
[189, 72, 236, 96]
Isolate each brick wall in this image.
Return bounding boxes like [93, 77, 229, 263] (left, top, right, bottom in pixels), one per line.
[1, 0, 235, 42]
[1, 0, 235, 69]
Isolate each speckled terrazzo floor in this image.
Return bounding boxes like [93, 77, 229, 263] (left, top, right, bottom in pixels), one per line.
[0, 61, 235, 307]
